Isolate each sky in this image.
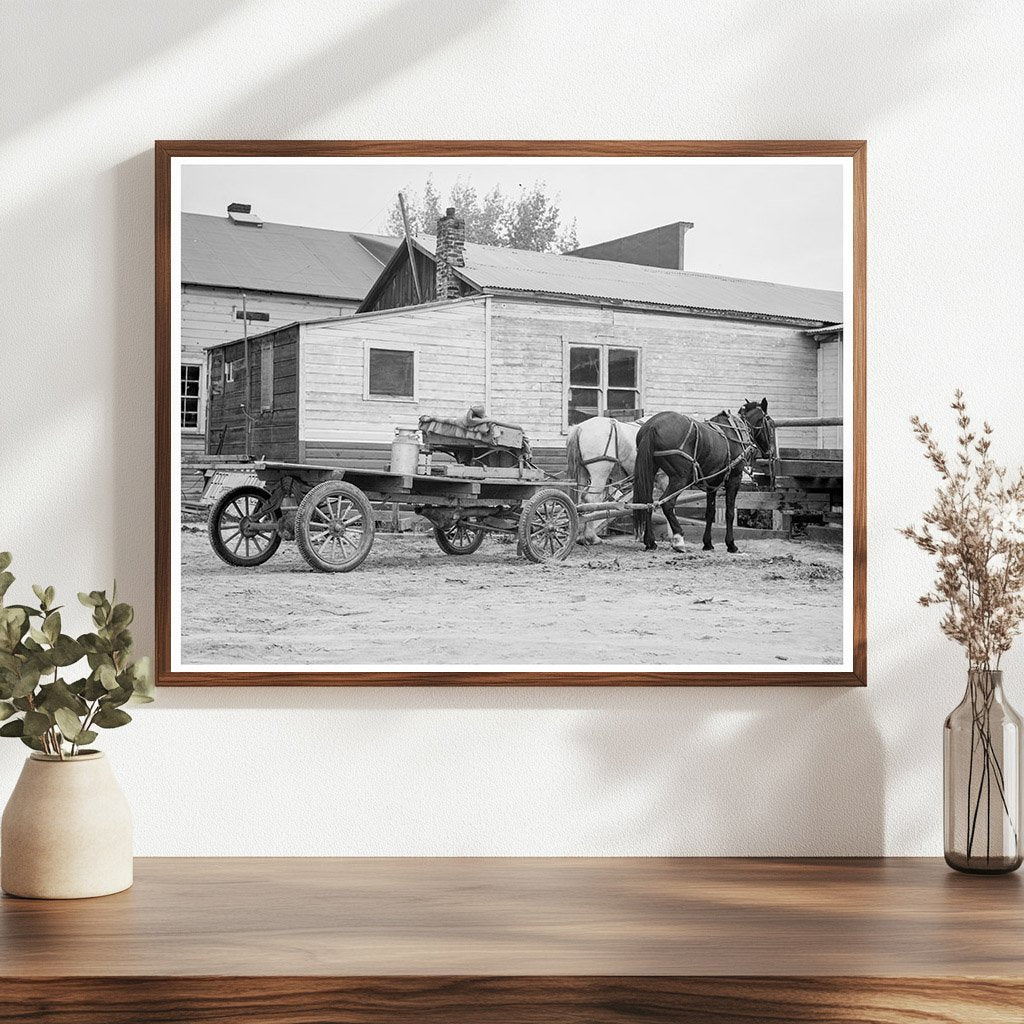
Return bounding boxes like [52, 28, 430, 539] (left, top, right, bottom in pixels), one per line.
[181, 159, 845, 290]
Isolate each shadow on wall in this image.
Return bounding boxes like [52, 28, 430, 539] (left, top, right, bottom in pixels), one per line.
[1, 2, 245, 139]
[722, 1, 971, 134]
[100, 0, 505, 657]
[570, 687, 884, 856]
[147, 681, 885, 856]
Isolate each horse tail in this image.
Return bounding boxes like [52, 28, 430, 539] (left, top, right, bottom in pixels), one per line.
[632, 423, 656, 539]
[566, 424, 586, 490]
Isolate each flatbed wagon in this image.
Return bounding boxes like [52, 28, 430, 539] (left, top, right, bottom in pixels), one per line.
[205, 437, 579, 573]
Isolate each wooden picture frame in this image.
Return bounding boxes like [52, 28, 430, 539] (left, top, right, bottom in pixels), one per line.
[156, 140, 866, 686]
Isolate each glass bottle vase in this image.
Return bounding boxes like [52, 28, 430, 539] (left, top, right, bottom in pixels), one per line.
[944, 669, 1023, 873]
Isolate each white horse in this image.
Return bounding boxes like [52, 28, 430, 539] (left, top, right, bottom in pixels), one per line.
[566, 415, 671, 547]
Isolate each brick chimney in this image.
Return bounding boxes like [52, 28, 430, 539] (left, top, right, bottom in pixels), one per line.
[435, 207, 465, 300]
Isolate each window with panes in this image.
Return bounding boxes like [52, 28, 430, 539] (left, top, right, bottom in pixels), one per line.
[180, 364, 202, 430]
[566, 344, 641, 426]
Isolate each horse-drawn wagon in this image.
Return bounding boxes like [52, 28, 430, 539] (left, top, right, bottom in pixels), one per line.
[203, 415, 579, 571]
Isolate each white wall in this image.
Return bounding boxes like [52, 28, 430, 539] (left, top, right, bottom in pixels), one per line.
[1, 0, 1022, 856]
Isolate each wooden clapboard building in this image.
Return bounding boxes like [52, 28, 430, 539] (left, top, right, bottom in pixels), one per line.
[179, 203, 398, 496]
[203, 209, 843, 477]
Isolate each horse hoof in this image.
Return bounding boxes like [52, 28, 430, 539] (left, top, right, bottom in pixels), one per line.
[644, 542, 657, 551]
[727, 545, 739, 554]
[702, 543, 714, 552]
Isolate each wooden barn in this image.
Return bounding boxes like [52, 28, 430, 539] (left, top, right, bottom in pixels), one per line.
[202, 210, 843, 478]
[179, 203, 398, 495]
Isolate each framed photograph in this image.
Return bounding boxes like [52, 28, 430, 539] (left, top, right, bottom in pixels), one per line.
[156, 141, 865, 686]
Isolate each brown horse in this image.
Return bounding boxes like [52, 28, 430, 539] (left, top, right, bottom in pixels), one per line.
[632, 399, 776, 553]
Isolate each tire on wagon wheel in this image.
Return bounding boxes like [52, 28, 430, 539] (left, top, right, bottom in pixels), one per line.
[295, 480, 375, 573]
[433, 521, 486, 556]
[517, 487, 579, 564]
[208, 485, 282, 567]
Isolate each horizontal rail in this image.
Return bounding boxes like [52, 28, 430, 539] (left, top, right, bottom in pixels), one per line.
[773, 416, 842, 427]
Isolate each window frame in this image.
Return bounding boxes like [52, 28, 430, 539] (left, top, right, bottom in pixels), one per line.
[180, 361, 204, 434]
[562, 340, 643, 432]
[363, 340, 418, 403]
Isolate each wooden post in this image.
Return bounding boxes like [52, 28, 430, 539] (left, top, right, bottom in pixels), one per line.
[242, 292, 251, 459]
[398, 193, 423, 303]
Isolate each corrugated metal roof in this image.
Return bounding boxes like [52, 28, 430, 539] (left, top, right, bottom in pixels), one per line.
[181, 213, 400, 299]
[416, 235, 842, 323]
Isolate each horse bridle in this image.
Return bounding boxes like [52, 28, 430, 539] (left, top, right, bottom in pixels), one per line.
[739, 406, 776, 461]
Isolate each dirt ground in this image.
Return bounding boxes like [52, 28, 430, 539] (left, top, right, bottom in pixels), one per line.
[179, 522, 844, 668]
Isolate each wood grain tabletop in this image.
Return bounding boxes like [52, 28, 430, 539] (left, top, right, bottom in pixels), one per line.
[3, 857, 1023, 1023]
[1, 856, 1022, 977]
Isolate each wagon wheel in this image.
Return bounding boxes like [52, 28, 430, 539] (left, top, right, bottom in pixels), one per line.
[208, 486, 282, 567]
[518, 488, 579, 564]
[295, 480, 375, 573]
[434, 520, 486, 556]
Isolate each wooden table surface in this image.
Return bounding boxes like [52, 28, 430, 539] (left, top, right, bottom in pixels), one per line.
[2, 857, 1023, 1023]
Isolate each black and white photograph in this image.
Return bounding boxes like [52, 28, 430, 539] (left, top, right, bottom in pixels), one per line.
[165, 150, 858, 680]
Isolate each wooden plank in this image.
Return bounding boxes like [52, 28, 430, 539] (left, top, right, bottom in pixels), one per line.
[771, 459, 845, 478]
[1, 976, 1019, 1024]
[778, 447, 842, 461]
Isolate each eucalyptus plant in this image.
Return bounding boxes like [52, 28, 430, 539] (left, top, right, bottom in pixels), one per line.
[0, 552, 153, 759]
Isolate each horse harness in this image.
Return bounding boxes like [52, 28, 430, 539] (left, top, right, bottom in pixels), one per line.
[654, 413, 760, 492]
[580, 417, 623, 470]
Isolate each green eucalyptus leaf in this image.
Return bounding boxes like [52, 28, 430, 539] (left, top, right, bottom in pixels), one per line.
[53, 707, 84, 741]
[28, 627, 49, 646]
[129, 656, 154, 699]
[0, 572, 15, 601]
[0, 606, 27, 651]
[36, 679, 88, 716]
[42, 611, 60, 644]
[104, 685, 132, 708]
[49, 635, 85, 667]
[22, 710, 50, 738]
[19, 734, 45, 751]
[44, 586, 55, 608]
[75, 730, 98, 746]
[0, 718, 24, 737]
[8, 604, 43, 619]
[83, 675, 108, 701]
[98, 663, 118, 690]
[11, 666, 41, 699]
[0, 700, 15, 721]
[110, 603, 133, 629]
[0, 552, 11, 573]
[93, 705, 132, 729]
[78, 592, 100, 608]
[12, 696, 33, 712]
[82, 637, 112, 657]
[31, 584, 47, 608]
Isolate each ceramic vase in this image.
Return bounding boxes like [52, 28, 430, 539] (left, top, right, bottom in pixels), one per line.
[1, 751, 133, 898]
